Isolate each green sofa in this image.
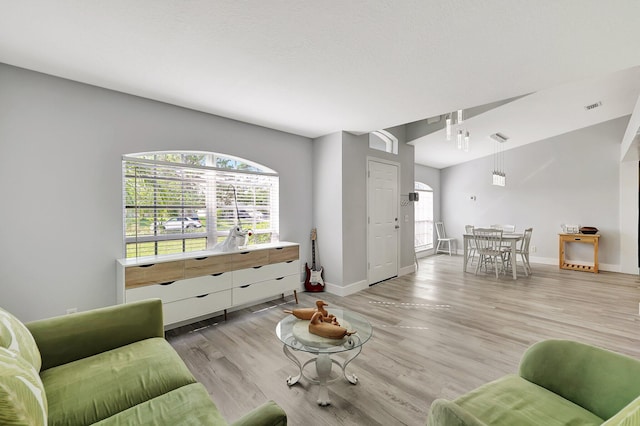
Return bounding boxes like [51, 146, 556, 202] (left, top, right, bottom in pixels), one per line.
[0, 299, 287, 425]
[427, 339, 640, 426]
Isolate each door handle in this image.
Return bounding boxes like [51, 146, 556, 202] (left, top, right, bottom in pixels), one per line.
[395, 225, 400, 229]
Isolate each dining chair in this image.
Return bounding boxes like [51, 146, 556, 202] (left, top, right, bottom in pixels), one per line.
[472, 228, 506, 278]
[465, 225, 477, 265]
[502, 227, 533, 275]
[435, 222, 455, 255]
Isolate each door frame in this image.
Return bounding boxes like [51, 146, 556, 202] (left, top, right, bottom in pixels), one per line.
[366, 156, 401, 285]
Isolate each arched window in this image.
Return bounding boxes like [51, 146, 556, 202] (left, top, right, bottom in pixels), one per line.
[414, 181, 434, 251]
[369, 130, 398, 154]
[123, 151, 279, 258]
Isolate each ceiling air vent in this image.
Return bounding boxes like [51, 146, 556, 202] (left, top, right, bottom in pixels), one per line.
[584, 101, 602, 111]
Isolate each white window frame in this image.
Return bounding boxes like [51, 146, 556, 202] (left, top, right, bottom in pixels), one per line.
[369, 130, 398, 154]
[414, 181, 434, 252]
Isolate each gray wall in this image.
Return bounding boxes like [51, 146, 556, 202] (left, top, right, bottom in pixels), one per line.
[342, 132, 368, 285]
[0, 63, 313, 321]
[440, 117, 628, 268]
[312, 126, 416, 291]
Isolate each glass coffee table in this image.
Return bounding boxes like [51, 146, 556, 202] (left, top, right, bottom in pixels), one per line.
[275, 308, 373, 406]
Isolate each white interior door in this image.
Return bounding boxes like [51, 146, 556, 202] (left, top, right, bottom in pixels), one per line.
[368, 160, 399, 285]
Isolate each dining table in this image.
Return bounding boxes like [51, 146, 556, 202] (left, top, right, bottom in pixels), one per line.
[463, 232, 525, 280]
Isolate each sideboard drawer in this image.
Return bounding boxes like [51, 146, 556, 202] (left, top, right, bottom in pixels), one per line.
[184, 254, 230, 278]
[126, 272, 232, 304]
[232, 279, 283, 306]
[233, 260, 298, 287]
[124, 261, 184, 289]
[230, 250, 269, 270]
[269, 246, 299, 263]
[278, 274, 300, 293]
[163, 290, 232, 325]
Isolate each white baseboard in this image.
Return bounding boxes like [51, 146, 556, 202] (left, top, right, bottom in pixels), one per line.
[529, 256, 620, 272]
[321, 266, 412, 296]
[323, 280, 368, 297]
[400, 265, 415, 276]
[442, 253, 623, 274]
[416, 250, 432, 259]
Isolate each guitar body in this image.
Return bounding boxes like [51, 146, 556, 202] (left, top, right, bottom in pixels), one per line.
[310, 267, 324, 285]
[304, 262, 312, 289]
[304, 228, 325, 292]
[305, 278, 324, 292]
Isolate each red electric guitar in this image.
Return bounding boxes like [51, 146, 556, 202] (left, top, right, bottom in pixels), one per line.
[304, 228, 325, 292]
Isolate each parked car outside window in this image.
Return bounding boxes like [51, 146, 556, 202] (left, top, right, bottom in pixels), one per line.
[150, 217, 202, 231]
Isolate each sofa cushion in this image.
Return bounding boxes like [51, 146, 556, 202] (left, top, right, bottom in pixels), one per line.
[92, 383, 227, 425]
[41, 337, 197, 426]
[0, 347, 48, 425]
[0, 307, 42, 372]
[455, 374, 604, 426]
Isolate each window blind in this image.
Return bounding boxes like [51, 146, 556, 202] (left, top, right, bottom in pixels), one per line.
[123, 153, 279, 258]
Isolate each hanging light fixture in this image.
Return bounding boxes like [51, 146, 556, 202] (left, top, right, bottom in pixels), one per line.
[490, 133, 508, 186]
[446, 109, 470, 150]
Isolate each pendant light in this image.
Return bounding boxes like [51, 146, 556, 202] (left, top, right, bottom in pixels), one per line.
[446, 109, 470, 150]
[490, 133, 508, 186]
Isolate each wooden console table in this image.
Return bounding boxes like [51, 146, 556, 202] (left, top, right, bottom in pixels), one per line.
[558, 233, 600, 273]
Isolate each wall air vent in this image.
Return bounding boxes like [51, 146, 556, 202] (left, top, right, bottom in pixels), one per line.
[490, 132, 509, 143]
[584, 101, 602, 111]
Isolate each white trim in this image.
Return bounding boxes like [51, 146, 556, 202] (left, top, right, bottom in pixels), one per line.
[323, 280, 368, 297]
[400, 265, 415, 276]
[457, 251, 623, 274]
[123, 152, 278, 175]
[527, 256, 622, 273]
[416, 249, 432, 259]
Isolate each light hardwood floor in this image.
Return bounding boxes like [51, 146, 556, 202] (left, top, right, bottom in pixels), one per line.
[166, 255, 640, 426]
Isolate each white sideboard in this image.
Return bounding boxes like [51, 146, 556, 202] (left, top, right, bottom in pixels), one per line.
[116, 242, 300, 328]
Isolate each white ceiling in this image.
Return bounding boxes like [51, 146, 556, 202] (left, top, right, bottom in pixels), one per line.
[411, 67, 640, 168]
[2, 1, 640, 168]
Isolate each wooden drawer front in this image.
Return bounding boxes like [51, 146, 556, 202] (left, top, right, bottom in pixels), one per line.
[233, 260, 299, 287]
[125, 261, 184, 289]
[232, 279, 283, 306]
[230, 250, 269, 270]
[278, 274, 300, 292]
[184, 255, 230, 278]
[566, 235, 598, 243]
[268, 246, 299, 263]
[126, 273, 232, 304]
[163, 290, 232, 325]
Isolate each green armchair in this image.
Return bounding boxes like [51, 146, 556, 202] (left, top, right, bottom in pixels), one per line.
[1, 299, 287, 425]
[427, 339, 640, 426]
